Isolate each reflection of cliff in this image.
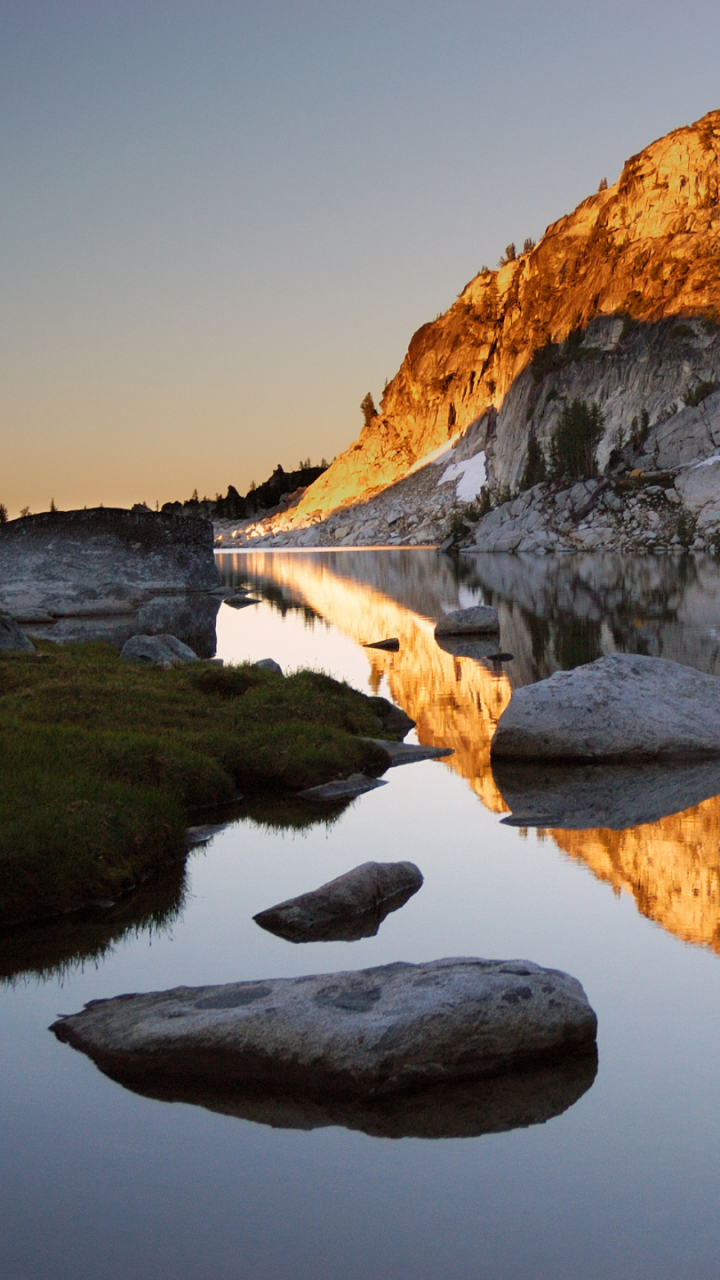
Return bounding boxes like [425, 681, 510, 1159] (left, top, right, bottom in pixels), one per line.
[551, 798, 720, 953]
[235, 552, 511, 812]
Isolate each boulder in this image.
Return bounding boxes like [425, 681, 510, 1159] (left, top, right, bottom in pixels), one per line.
[253, 860, 423, 942]
[254, 658, 283, 674]
[119, 634, 198, 669]
[51, 956, 597, 1098]
[491, 653, 720, 762]
[297, 773, 387, 802]
[493, 758, 720, 829]
[82, 1044, 597, 1140]
[434, 606, 500, 637]
[0, 612, 35, 653]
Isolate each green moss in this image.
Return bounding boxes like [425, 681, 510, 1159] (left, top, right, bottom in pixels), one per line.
[0, 645, 395, 925]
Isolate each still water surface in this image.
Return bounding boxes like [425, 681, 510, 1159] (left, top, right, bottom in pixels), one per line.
[3, 551, 720, 1279]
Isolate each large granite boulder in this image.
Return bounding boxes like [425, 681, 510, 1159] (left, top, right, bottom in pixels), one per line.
[494, 758, 720, 830]
[491, 653, 720, 762]
[0, 612, 35, 653]
[434, 606, 500, 637]
[253, 860, 423, 942]
[86, 1043, 598, 1140]
[51, 956, 597, 1097]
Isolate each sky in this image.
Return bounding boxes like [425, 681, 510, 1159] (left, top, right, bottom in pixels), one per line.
[2, 0, 720, 517]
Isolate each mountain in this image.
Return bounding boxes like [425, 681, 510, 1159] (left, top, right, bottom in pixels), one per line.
[231, 109, 720, 551]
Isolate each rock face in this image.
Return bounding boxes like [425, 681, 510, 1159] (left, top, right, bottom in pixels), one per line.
[435, 606, 500, 637]
[89, 1044, 598, 1140]
[492, 653, 720, 762]
[223, 110, 720, 552]
[51, 957, 597, 1097]
[120, 634, 198, 669]
[0, 508, 221, 655]
[253, 861, 423, 942]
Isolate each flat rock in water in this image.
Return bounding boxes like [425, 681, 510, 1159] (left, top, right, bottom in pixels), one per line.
[224, 596, 261, 609]
[0, 612, 35, 652]
[120, 634, 198, 669]
[361, 738, 454, 766]
[491, 653, 720, 762]
[363, 637, 400, 651]
[253, 860, 423, 942]
[51, 956, 597, 1099]
[434, 606, 500, 637]
[494, 758, 720, 830]
[297, 773, 387, 802]
[85, 1045, 597, 1140]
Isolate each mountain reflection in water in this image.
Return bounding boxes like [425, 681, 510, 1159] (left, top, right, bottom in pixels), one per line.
[226, 550, 720, 956]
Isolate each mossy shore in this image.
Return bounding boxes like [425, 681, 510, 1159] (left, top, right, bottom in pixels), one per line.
[0, 644, 395, 926]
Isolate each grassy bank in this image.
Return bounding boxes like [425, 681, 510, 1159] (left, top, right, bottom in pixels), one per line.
[0, 644, 394, 925]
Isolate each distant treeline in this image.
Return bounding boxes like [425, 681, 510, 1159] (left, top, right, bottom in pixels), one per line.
[161, 460, 328, 522]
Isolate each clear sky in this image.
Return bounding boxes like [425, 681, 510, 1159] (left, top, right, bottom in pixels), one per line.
[2, 0, 720, 517]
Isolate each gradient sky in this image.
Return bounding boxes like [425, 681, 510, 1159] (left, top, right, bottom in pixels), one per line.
[2, 0, 720, 516]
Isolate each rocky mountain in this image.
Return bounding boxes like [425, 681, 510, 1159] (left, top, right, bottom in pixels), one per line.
[222, 109, 720, 552]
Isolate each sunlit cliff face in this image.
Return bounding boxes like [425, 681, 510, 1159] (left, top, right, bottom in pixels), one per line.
[233, 551, 720, 955]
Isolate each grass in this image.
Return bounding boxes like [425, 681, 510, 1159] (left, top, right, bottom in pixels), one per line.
[0, 643, 395, 925]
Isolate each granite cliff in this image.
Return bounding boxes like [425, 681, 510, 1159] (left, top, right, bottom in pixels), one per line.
[223, 109, 720, 551]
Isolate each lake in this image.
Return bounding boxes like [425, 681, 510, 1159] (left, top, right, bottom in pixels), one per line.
[2, 549, 720, 1279]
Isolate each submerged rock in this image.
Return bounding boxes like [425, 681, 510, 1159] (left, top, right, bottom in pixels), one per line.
[360, 738, 454, 766]
[494, 758, 720, 830]
[434, 606, 500, 637]
[87, 1044, 598, 1140]
[363, 638, 400, 651]
[491, 653, 720, 762]
[297, 773, 388, 802]
[120, 634, 198, 669]
[51, 957, 597, 1098]
[0, 612, 35, 653]
[254, 860, 423, 943]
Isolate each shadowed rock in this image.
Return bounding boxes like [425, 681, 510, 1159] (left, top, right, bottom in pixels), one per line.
[434, 606, 500, 637]
[253, 860, 423, 942]
[50, 957, 598, 1101]
[254, 658, 283, 674]
[297, 773, 388, 802]
[0, 612, 35, 653]
[494, 758, 720, 830]
[85, 1044, 598, 1140]
[120, 634, 198, 669]
[435, 634, 503, 661]
[492, 653, 720, 762]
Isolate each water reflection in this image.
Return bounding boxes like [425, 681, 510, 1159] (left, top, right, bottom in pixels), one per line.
[222, 550, 720, 955]
[80, 1047, 598, 1140]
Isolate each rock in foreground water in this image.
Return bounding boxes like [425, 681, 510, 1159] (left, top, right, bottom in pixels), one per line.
[491, 653, 720, 762]
[253, 860, 423, 942]
[434, 606, 500, 637]
[51, 957, 597, 1097]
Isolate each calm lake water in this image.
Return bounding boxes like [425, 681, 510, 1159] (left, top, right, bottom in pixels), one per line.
[3, 550, 720, 1279]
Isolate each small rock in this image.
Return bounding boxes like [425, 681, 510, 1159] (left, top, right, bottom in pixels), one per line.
[363, 638, 400, 652]
[224, 596, 261, 609]
[435, 606, 500, 637]
[360, 738, 454, 766]
[297, 773, 388, 802]
[119, 634, 197, 669]
[254, 658, 283, 674]
[253, 860, 424, 943]
[186, 824, 230, 848]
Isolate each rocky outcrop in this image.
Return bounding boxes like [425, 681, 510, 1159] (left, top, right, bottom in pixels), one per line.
[253, 861, 423, 942]
[0, 508, 222, 656]
[51, 957, 597, 1095]
[492, 653, 720, 762]
[220, 109, 720, 551]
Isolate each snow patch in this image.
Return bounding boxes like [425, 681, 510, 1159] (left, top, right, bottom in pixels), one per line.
[438, 451, 487, 502]
[693, 453, 720, 469]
